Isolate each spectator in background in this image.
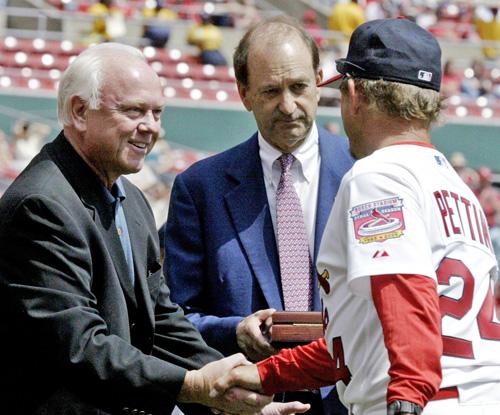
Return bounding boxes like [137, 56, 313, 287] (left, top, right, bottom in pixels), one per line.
[186, 12, 227, 66]
[233, 0, 260, 29]
[474, 6, 500, 60]
[476, 166, 500, 275]
[441, 59, 462, 98]
[450, 151, 479, 191]
[302, 9, 325, 49]
[84, 0, 126, 44]
[85, 0, 113, 43]
[10, 120, 49, 170]
[460, 59, 492, 98]
[476, 166, 500, 228]
[414, 4, 438, 30]
[328, 0, 364, 55]
[428, 1, 474, 40]
[142, 2, 177, 48]
[364, 0, 385, 22]
[0, 129, 12, 168]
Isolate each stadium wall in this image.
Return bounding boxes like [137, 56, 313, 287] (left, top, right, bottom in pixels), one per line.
[0, 93, 498, 171]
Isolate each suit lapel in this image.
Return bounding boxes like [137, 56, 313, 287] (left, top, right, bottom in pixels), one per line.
[314, 129, 354, 259]
[314, 131, 338, 261]
[96, 206, 138, 309]
[224, 135, 283, 309]
[313, 129, 354, 309]
[121, 189, 155, 329]
[50, 133, 138, 309]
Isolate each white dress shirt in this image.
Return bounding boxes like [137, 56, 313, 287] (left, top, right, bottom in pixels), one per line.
[258, 123, 321, 254]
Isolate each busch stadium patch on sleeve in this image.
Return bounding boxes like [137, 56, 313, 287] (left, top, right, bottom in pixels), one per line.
[350, 197, 406, 244]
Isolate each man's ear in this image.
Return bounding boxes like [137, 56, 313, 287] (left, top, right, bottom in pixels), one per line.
[315, 69, 323, 102]
[236, 81, 252, 112]
[347, 78, 362, 115]
[69, 96, 88, 132]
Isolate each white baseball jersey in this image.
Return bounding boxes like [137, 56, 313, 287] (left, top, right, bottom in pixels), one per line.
[316, 142, 500, 414]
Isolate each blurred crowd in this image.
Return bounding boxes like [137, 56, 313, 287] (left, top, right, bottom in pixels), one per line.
[315, 1, 499, 107]
[48, 0, 259, 65]
[22, 1, 496, 108]
[0, 119, 210, 227]
[450, 151, 500, 263]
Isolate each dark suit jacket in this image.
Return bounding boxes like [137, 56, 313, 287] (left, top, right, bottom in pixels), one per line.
[162, 127, 354, 356]
[0, 132, 222, 415]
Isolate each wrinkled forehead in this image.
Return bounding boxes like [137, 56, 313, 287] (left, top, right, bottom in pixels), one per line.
[101, 60, 165, 105]
[249, 32, 314, 71]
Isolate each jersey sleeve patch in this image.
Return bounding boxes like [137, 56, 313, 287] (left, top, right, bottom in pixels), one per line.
[351, 197, 406, 244]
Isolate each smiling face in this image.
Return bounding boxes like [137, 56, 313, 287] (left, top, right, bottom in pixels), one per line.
[237, 32, 321, 153]
[78, 56, 166, 187]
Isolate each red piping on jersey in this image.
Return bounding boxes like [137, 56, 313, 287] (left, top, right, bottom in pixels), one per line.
[389, 141, 435, 149]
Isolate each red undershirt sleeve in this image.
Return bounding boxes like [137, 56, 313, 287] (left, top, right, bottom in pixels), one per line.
[371, 273, 442, 408]
[256, 337, 337, 395]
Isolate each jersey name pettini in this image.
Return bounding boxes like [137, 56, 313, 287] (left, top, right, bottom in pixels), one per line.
[433, 189, 493, 251]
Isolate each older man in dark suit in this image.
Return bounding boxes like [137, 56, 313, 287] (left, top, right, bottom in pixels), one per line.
[0, 42, 308, 415]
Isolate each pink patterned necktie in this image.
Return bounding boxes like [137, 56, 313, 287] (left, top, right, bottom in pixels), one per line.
[276, 153, 312, 311]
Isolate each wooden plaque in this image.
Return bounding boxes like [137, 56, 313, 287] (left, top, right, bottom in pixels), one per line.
[271, 311, 323, 349]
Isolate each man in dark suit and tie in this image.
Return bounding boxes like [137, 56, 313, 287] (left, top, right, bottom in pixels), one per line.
[162, 16, 353, 414]
[0, 42, 308, 415]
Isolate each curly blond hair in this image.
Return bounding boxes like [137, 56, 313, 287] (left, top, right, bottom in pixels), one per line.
[340, 78, 444, 125]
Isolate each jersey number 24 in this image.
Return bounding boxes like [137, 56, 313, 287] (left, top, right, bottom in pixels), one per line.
[438, 257, 500, 359]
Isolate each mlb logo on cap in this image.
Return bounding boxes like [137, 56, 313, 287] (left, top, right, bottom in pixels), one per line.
[319, 18, 442, 92]
[418, 70, 433, 82]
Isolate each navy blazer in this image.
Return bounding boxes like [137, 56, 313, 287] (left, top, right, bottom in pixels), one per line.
[163, 127, 354, 355]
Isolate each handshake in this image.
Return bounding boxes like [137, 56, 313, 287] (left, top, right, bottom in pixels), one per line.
[177, 352, 310, 415]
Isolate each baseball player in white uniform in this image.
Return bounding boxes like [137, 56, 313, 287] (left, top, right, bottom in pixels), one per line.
[213, 18, 500, 415]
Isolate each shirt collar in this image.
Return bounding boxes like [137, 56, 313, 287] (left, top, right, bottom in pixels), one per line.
[104, 177, 126, 204]
[258, 122, 319, 183]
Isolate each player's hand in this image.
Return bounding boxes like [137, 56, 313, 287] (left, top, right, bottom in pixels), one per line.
[178, 353, 273, 414]
[236, 308, 278, 361]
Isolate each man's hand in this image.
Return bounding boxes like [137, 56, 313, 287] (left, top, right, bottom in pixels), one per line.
[211, 364, 310, 414]
[211, 400, 310, 415]
[178, 353, 273, 414]
[258, 401, 310, 414]
[213, 363, 262, 396]
[237, 308, 278, 361]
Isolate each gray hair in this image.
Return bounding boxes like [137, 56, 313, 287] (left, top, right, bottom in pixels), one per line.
[57, 43, 145, 126]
